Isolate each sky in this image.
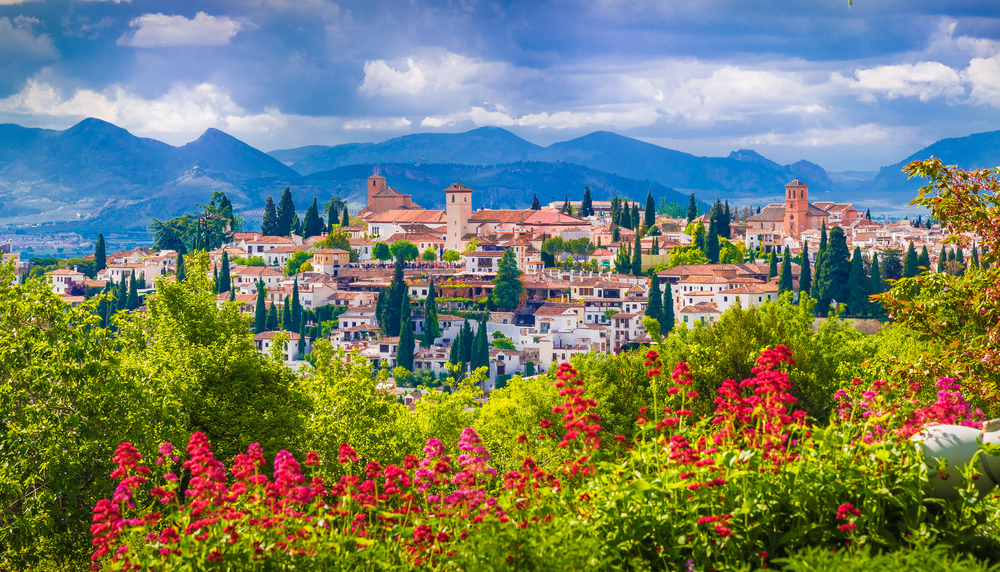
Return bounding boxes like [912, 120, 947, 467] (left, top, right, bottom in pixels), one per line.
[1, 0, 1000, 171]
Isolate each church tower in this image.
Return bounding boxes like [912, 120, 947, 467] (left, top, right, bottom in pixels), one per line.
[783, 180, 810, 236]
[445, 182, 473, 252]
[368, 174, 386, 208]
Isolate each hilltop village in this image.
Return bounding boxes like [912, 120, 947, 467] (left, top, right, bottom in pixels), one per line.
[8, 174, 984, 395]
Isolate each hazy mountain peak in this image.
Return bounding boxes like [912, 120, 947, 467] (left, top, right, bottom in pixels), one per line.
[727, 149, 783, 170]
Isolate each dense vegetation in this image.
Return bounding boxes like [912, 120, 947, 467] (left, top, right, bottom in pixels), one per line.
[2, 159, 1000, 571]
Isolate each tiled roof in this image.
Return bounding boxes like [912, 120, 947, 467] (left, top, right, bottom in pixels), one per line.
[245, 236, 296, 244]
[267, 245, 311, 253]
[254, 330, 302, 340]
[534, 303, 582, 316]
[785, 179, 808, 188]
[679, 302, 721, 314]
[444, 182, 474, 193]
[469, 210, 532, 224]
[314, 248, 350, 254]
[748, 204, 786, 222]
[367, 210, 447, 223]
[373, 186, 409, 198]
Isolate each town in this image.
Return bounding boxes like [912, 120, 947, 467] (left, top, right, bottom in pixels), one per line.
[7, 172, 984, 401]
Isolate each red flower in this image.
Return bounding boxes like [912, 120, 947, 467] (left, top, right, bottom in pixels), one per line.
[838, 523, 857, 532]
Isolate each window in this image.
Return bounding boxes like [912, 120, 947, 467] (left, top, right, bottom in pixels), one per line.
[452, 195, 456, 203]
[683, 316, 689, 322]
[723, 296, 728, 302]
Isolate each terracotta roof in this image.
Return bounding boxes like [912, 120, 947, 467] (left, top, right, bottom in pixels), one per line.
[254, 330, 302, 340]
[367, 210, 447, 224]
[726, 283, 779, 294]
[373, 186, 409, 198]
[50, 268, 83, 275]
[679, 302, 721, 314]
[232, 232, 263, 241]
[444, 182, 474, 193]
[469, 210, 532, 224]
[785, 180, 808, 188]
[748, 204, 786, 223]
[314, 248, 350, 254]
[245, 236, 296, 244]
[534, 303, 582, 316]
[231, 266, 285, 276]
[610, 312, 640, 319]
[524, 210, 588, 225]
[267, 245, 312, 253]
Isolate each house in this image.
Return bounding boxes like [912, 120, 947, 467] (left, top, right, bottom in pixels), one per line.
[48, 268, 85, 295]
[609, 312, 646, 352]
[264, 245, 312, 267]
[746, 180, 860, 238]
[253, 330, 311, 361]
[358, 174, 424, 217]
[312, 249, 350, 273]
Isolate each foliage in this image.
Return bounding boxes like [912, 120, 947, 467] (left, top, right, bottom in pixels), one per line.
[666, 245, 710, 268]
[276, 187, 296, 237]
[390, 240, 419, 262]
[490, 249, 522, 310]
[316, 229, 351, 251]
[443, 250, 461, 263]
[421, 247, 437, 262]
[150, 191, 239, 253]
[233, 255, 265, 266]
[373, 241, 391, 261]
[285, 250, 314, 276]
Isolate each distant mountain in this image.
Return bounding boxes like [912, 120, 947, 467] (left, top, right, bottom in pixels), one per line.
[269, 145, 333, 166]
[283, 127, 544, 175]
[868, 130, 1000, 200]
[301, 161, 694, 213]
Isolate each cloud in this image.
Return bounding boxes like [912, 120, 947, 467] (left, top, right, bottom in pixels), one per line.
[77, 0, 131, 3]
[62, 15, 114, 40]
[738, 124, 906, 148]
[840, 62, 965, 102]
[420, 104, 660, 130]
[0, 16, 57, 59]
[963, 54, 1000, 107]
[0, 0, 39, 4]
[359, 51, 509, 96]
[118, 12, 248, 48]
[343, 117, 412, 130]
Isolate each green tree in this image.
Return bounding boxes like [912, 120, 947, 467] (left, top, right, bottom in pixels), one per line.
[706, 218, 720, 263]
[471, 318, 488, 372]
[612, 224, 621, 243]
[94, 233, 106, 272]
[285, 251, 313, 275]
[291, 278, 302, 332]
[917, 245, 931, 273]
[291, 212, 302, 237]
[847, 247, 869, 317]
[631, 231, 642, 276]
[811, 222, 827, 300]
[176, 253, 186, 283]
[972, 243, 980, 268]
[449, 328, 462, 366]
[254, 280, 267, 333]
[693, 222, 706, 253]
[644, 188, 656, 228]
[868, 254, 885, 319]
[580, 186, 594, 217]
[902, 241, 918, 278]
[938, 245, 947, 273]
[302, 198, 323, 239]
[297, 321, 306, 358]
[662, 279, 674, 333]
[281, 296, 292, 331]
[375, 290, 387, 334]
[813, 226, 851, 316]
[778, 246, 793, 294]
[561, 195, 572, 215]
[459, 319, 474, 368]
[530, 194, 541, 210]
[127, 270, 139, 310]
[686, 193, 697, 222]
[384, 259, 405, 337]
[665, 246, 710, 268]
[424, 278, 440, 347]
[326, 199, 340, 233]
[266, 301, 278, 330]
[631, 202, 640, 230]
[261, 196, 279, 236]
[373, 242, 391, 261]
[443, 250, 462, 263]
[276, 187, 296, 236]
[614, 243, 632, 273]
[768, 251, 778, 280]
[491, 249, 523, 310]
[397, 312, 414, 370]
[341, 208, 350, 227]
[390, 240, 419, 262]
[421, 247, 437, 262]
[645, 274, 663, 325]
[218, 250, 231, 293]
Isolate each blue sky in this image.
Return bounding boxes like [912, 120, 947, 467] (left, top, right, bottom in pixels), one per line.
[1, 0, 999, 171]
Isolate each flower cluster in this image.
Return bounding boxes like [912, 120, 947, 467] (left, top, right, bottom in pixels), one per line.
[552, 362, 602, 476]
[835, 502, 861, 533]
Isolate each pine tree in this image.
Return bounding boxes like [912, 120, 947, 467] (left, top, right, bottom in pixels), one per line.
[938, 245, 947, 273]
[261, 196, 279, 236]
[645, 274, 663, 326]
[687, 193, 697, 222]
[254, 281, 267, 333]
[341, 208, 350, 227]
[562, 195, 572, 215]
[631, 232, 642, 276]
[219, 251, 231, 293]
[282, 296, 292, 330]
[768, 251, 778, 279]
[176, 253, 186, 283]
[384, 259, 405, 336]
[94, 233, 106, 273]
[902, 242, 918, 278]
[581, 186, 594, 217]
[813, 226, 851, 316]
[127, 270, 139, 310]
[778, 246, 793, 294]
[631, 202, 640, 230]
[530, 194, 541, 210]
[291, 278, 302, 332]
[706, 218, 720, 263]
[276, 187, 296, 236]
[303, 198, 323, 238]
[798, 241, 811, 296]
[459, 320, 474, 368]
[661, 280, 674, 334]
[398, 312, 414, 371]
[424, 278, 440, 347]
[917, 246, 930, 273]
[327, 201, 340, 233]
[612, 224, 620, 243]
[847, 247, 869, 317]
[291, 213, 302, 237]
[266, 302, 278, 331]
[644, 188, 656, 228]
[491, 249, 523, 310]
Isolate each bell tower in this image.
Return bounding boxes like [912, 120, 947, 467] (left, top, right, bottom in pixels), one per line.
[368, 173, 386, 208]
[444, 182, 473, 252]
[783, 180, 810, 236]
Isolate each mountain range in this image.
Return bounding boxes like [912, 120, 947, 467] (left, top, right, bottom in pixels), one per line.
[2, 117, 999, 234]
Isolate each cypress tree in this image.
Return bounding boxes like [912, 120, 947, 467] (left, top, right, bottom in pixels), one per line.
[530, 194, 541, 210]
[291, 213, 302, 237]
[938, 245, 947, 273]
[327, 201, 339, 233]
[400, 290, 412, 329]
[694, 222, 706, 253]
[865, 208, 871, 220]
[115, 275, 128, 314]
[644, 188, 656, 228]
[869, 253, 885, 319]
[562, 195, 572, 215]
[176, 254, 186, 283]
[798, 241, 811, 296]
[917, 246, 930, 273]
[127, 270, 139, 310]
[213, 266, 219, 294]
[303, 198, 323, 239]
[291, 278, 302, 332]
[581, 186, 594, 217]
[972, 243, 980, 268]
[94, 233, 106, 273]
[902, 242, 918, 278]
[651, 236, 659, 255]
[266, 302, 278, 331]
[661, 280, 674, 334]
[298, 321, 306, 358]
[612, 224, 620, 243]
[813, 226, 850, 316]
[768, 251, 778, 279]
[424, 278, 440, 347]
[460, 320, 474, 368]
[948, 248, 956, 263]
[254, 280, 267, 333]
[631, 202, 640, 230]
[722, 201, 731, 239]
[631, 232, 642, 276]
[398, 312, 414, 371]
[471, 318, 488, 371]
[645, 274, 663, 326]
[282, 296, 291, 331]
[847, 247, 869, 317]
[811, 222, 827, 300]
[219, 251, 231, 292]
[449, 330, 461, 366]
[276, 187, 296, 236]
[96, 283, 111, 328]
[261, 196, 279, 236]
[706, 218, 720, 263]
[341, 208, 350, 227]
[956, 247, 965, 265]
[385, 259, 405, 336]
[687, 193, 697, 222]
[778, 246, 793, 294]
